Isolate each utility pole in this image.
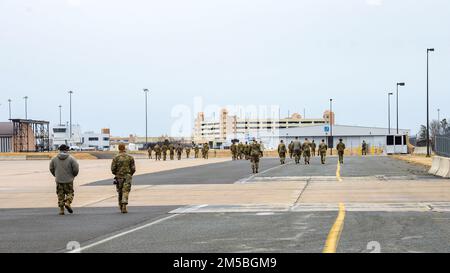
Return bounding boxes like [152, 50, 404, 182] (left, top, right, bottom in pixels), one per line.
[8, 99, 11, 120]
[23, 96, 28, 119]
[68, 91, 73, 145]
[143, 88, 150, 147]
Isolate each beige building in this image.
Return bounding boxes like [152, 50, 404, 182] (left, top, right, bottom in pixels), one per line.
[193, 108, 335, 146]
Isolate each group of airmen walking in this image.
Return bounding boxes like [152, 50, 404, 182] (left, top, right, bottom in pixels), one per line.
[147, 142, 210, 161]
[230, 139, 264, 174]
[49, 137, 365, 216]
[279, 137, 348, 165]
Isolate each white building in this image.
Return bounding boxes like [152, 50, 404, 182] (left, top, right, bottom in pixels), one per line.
[81, 129, 111, 151]
[257, 124, 410, 152]
[51, 124, 110, 151]
[51, 123, 82, 150]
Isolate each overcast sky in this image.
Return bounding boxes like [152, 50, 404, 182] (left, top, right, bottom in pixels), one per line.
[1, 0, 449, 136]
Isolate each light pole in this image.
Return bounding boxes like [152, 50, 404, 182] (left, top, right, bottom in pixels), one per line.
[330, 99, 333, 155]
[8, 99, 11, 120]
[58, 105, 62, 126]
[396, 82, 405, 135]
[426, 48, 434, 157]
[23, 96, 28, 119]
[143, 89, 149, 147]
[438, 109, 441, 134]
[68, 91, 73, 144]
[388, 92, 393, 135]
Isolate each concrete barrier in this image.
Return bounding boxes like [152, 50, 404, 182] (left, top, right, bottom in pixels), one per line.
[436, 157, 450, 178]
[429, 156, 442, 175]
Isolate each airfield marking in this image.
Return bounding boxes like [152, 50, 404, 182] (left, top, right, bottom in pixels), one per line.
[323, 203, 346, 253]
[67, 214, 179, 253]
[336, 161, 343, 182]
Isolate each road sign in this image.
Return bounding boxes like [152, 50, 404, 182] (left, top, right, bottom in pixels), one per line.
[324, 125, 330, 133]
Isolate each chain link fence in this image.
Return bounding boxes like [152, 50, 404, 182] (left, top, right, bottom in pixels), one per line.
[435, 135, 450, 158]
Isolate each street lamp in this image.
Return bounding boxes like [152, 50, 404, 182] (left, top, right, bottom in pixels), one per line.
[396, 82, 405, 135]
[438, 108, 441, 134]
[8, 99, 11, 120]
[68, 91, 74, 144]
[426, 48, 435, 157]
[388, 92, 393, 135]
[143, 88, 150, 147]
[330, 99, 333, 155]
[23, 96, 28, 119]
[58, 105, 62, 126]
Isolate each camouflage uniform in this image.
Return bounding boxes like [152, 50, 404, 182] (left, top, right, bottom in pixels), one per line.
[186, 147, 191, 158]
[169, 144, 175, 160]
[278, 142, 287, 165]
[111, 151, 136, 213]
[288, 142, 294, 159]
[176, 145, 183, 160]
[245, 142, 251, 160]
[194, 145, 200, 158]
[292, 139, 302, 164]
[202, 143, 209, 159]
[311, 141, 317, 157]
[154, 144, 161, 161]
[337, 141, 346, 164]
[147, 147, 153, 159]
[249, 141, 263, 173]
[161, 144, 168, 161]
[319, 141, 328, 164]
[302, 140, 311, 165]
[231, 143, 238, 160]
[238, 143, 244, 160]
[56, 183, 74, 211]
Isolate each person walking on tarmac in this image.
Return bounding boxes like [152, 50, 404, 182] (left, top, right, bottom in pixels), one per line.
[311, 140, 317, 157]
[319, 139, 328, 164]
[337, 139, 346, 164]
[292, 137, 302, 165]
[111, 144, 136, 214]
[302, 138, 311, 165]
[362, 140, 368, 156]
[49, 144, 79, 216]
[249, 139, 263, 173]
[278, 140, 287, 165]
[288, 141, 294, 159]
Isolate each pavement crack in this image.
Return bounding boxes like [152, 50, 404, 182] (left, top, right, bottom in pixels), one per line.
[293, 177, 311, 205]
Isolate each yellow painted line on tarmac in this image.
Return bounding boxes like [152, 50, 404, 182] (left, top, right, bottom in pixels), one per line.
[336, 161, 343, 182]
[323, 203, 346, 254]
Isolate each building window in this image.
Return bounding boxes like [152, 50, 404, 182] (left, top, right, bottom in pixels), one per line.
[103, 137, 110, 141]
[53, 128, 66, 133]
[88, 137, 99, 141]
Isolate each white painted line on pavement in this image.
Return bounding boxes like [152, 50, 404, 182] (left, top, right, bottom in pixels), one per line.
[68, 214, 179, 253]
[236, 161, 294, 184]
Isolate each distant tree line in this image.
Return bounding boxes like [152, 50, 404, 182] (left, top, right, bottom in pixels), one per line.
[417, 118, 450, 147]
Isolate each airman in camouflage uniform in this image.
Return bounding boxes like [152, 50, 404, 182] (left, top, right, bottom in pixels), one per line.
[302, 138, 311, 165]
[147, 146, 153, 159]
[337, 139, 346, 164]
[278, 140, 287, 165]
[238, 142, 244, 160]
[154, 144, 161, 161]
[185, 146, 191, 159]
[288, 141, 294, 159]
[176, 144, 183, 160]
[231, 142, 238, 160]
[49, 144, 79, 215]
[169, 143, 175, 160]
[311, 140, 317, 157]
[319, 139, 328, 164]
[245, 142, 251, 160]
[194, 145, 200, 158]
[202, 143, 210, 159]
[249, 139, 263, 173]
[292, 137, 302, 165]
[111, 144, 136, 214]
[161, 143, 168, 161]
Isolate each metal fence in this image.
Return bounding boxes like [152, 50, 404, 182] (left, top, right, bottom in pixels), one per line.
[436, 135, 450, 158]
